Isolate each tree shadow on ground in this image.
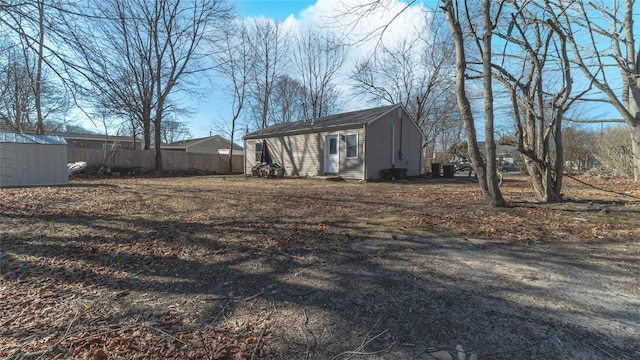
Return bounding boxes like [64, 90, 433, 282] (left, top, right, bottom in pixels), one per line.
[3, 201, 639, 359]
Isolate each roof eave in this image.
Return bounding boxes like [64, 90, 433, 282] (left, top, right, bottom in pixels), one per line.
[244, 122, 366, 140]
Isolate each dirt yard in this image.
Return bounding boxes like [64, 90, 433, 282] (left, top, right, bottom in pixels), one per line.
[1, 174, 639, 359]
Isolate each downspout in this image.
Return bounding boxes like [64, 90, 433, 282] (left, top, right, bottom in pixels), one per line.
[362, 124, 367, 181]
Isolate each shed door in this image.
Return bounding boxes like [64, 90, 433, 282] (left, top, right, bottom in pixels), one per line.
[325, 135, 339, 174]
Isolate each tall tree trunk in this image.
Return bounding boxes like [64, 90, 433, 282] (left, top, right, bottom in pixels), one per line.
[628, 88, 640, 181]
[34, 0, 45, 134]
[481, 0, 505, 207]
[632, 124, 640, 181]
[261, 53, 270, 129]
[228, 121, 235, 172]
[442, 0, 490, 199]
[154, 115, 162, 171]
[623, 87, 640, 182]
[552, 110, 564, 200]
[144, 114, 151, 150]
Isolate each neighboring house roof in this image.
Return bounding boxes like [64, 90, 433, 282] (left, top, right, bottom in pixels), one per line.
[496, 144, 518, 157]
[0, 132, 67, 145]
[244, 104, 403, 139]
[477, 142, 519, 157]
[162, 135, 243, 151]
[51, 132, 140, 143]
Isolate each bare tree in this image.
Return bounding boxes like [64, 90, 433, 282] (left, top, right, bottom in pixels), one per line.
[149, 0, 231, 170]
[349, 11, 461, 164]
[33, 0, 46, 134]
[0, 0, 71, 134]
[561, 0, 640, 182]
[247, 18, 288, 129]
[342, 0, 503, 205]
[64, 0, 231, 170]
[159, 119, 191, 144]
[213, 22, 254, 172]
[489, 1, 588, 202]
[441, 0, 505, 206]
[269, 75, 305, 124]
[562, 126, 599, 173]
[293, 29, 347, 120]
[596, 126, 635, 177]
[63, 0, 159, 148]
[0, 0, 46, 133]
[0, 44, 33, 132]
[0, 39, 68, 133]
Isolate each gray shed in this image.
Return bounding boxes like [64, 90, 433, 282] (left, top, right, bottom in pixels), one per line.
[0, 132, 69, 188]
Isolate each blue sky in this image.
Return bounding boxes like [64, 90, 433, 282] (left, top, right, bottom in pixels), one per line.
[80, 0, 426, 139]
[75, 0, 438, 140]
[186, 0, 427, 140]
[234, 0, 318, 20]
[75, 0, 624, 141]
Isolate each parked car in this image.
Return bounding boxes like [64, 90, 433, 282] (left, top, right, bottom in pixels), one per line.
[499, 163, 520, 172]
[455, 163, 472, 173]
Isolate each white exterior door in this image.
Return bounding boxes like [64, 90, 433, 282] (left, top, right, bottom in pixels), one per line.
[325, 135, 339, 174]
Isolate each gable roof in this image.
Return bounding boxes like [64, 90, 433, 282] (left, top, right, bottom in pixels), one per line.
[477, 142, 519, 157]
[50, 132, 141, 143]
[163, 135, 243, 150]
[244, 104, 401, 140]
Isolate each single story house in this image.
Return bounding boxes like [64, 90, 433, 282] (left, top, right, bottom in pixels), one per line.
[52, 132, 142, 150]
[243, 104, 423, 180]
[162, 135, 243, 155]
[0, 132, 68, 187]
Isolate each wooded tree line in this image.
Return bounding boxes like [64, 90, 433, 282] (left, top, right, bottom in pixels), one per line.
[561, 126, 634, 177]
[1, 0, 639, 203]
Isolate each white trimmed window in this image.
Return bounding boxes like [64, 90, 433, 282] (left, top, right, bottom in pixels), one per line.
[345, 133, 358, 159]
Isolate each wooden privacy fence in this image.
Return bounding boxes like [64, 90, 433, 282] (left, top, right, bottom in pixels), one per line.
[68, 149, 244, 173]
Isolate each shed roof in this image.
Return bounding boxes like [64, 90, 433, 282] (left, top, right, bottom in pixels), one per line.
[244, 104, 400, 139]
[0, 132, 67, 145]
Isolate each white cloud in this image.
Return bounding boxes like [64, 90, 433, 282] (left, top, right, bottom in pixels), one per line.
[277, 0, 427, 111]
[188, 1, 428, 137]
[241, 0, 427, 83]
[294, 0, 426, 52]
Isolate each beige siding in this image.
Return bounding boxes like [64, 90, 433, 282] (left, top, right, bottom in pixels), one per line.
[244, 106, 422, 180]
[366, 111, 395, 179]
[245, 134, 322, 177]
[245, 126, 365, 179]
[365, 107, 422, 179]
[339, 128, 365, 179]
[400, 113, 423, 176]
